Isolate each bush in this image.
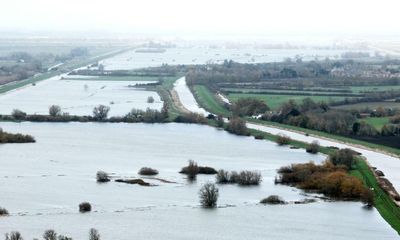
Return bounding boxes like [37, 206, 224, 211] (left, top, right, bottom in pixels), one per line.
[277, 134, 291, 145]
[58, 235, 73, 240]
[199, 183, 219, 208]
[89, 228, 100, 240]
[231, 98, 269, 116]
[306, 140, 320, 154]
[0, 207, 9, 216]
[225, 118, 249, 136]
[237, 171, 262, 185]
[79, 202, 92, 213]
[43, 230, 57, 240]
[361, 188, 374, 206]
[260, 195, 286, 204]
[329, 148, 356, 169]
[138, 167, 159, 176]
[179, 160, 198, 180]
[93, 105, 110, 120]
[5, 232, 23, 240]
[147, 96, 155, 103]
[96, 171, 110, 182]
[254, 134, 264, 140]
[11, 109, 27, 120]
[49, 105, 62, 117]
[174, 113, 208, 124]
[277, 161, 371, 202]
[198, 166, 218, 174]
[216, 115, 224, 128]
[216, 170, 261, 185]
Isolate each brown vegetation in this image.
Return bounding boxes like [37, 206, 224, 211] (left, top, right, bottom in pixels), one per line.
[277, 161, 373, 205]
[79, 202, 92, 213]
[115, 178, 152, 186]
[138, 167, 159, 176]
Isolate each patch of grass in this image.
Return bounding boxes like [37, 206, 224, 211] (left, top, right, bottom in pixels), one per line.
[362, 117, 390, 130]
[350, 85, 400, 93]
[192, 85, 231, 116]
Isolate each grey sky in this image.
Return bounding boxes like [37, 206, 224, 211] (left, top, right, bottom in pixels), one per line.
[1, 0, 399, 37]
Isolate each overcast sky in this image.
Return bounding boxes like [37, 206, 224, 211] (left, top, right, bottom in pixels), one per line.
[1, 0, 399, 37]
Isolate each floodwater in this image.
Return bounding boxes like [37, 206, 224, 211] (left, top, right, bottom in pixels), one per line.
[173, 77, 209, 115]
[0, 78, 163, 117]
[0, 122, 396, 239]
[101, 47, 351, 70]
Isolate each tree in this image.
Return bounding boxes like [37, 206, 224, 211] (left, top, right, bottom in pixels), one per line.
[329, 148, 355, 169]
[43, 230, 57, 240]
[226, 118, 248, 136]
[93, 105, 110, 120]
[147, 96, 155, 103]
[49, 105, 62, 117]
[199, 183, 219, 208]
[5, 232, 23, 240]
[89, 229, 100, 240]
[11, 109, 27, 120]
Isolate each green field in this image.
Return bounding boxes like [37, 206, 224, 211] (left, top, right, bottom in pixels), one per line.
[335, 102, 400, 110]
[228, 93, 352, 109]
[350, 85, 400, 93]
[192, 85, 231, 116]
[362, 117, 390, 130]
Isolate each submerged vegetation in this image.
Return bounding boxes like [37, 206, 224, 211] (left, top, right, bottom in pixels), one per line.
[199, 183, 219, 208]
[216, 170, 262, 185]
[0, 127, 35, 143]
[79, 202, 92, 213]
[138, 167, 159, 176]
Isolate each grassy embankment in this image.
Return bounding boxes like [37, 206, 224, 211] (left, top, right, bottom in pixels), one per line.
[192, 85, 231, 116]
[0, 47, 132, 94]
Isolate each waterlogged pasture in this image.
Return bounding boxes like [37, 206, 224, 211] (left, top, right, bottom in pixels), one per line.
[101, 47, 351, 70]
[0, 122, 396, 240]
[0, 78, 163, 116]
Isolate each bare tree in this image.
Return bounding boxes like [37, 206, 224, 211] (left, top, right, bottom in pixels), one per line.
[49, 105, 62, 117]
[89, 229, 100, 240]
[199, 183, 219, 208]
[92, 105, 110, 120]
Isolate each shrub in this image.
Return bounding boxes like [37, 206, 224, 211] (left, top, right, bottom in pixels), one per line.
[89, 228, 100, 240]
[361, 188, 374, 206]
[216, 170, 231, 183]
[57, 235, 73, 240]
[147, 96, 155, 103]
[5, 232, 23, 240]
[260, 195, 286, 204]
[254, 134, 264, 140]
[0, 207, 9, 216]
[329, 148, 356, 169]
[43, 230, 57, 240]
[231, 98, 269, 116]
[216, 170, 261, 185]
[216, 115, 224, 128]
[174, 113, 208, 124]
[180, 160, 199, 180]
[49, 105, 62, 117]
[277, 134, 291, 145]
[306, 140, 320, 154]
[199, 183, 219, 208]
[225, 118, 249, 136]
[198, 166, 218, 174]
[138, 167, 159, 176]
[237, 171, 262, 185]
[93, 105, 110, 120]
[96, 171, 110, 182]
[11, 109, 27, 120]
[79, 202, 92, 213]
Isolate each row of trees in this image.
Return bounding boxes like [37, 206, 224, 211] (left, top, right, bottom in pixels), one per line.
[4, 228, 100, 240]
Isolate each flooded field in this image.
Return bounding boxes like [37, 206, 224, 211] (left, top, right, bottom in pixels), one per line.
[0, 122, 396, 239]
[0, 77, 162, 116]
[101, 47, 352, 70]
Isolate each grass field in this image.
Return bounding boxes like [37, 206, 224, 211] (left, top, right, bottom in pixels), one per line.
[351, 85, 400, 93]
[362, 117, 390, 130]
[192, 85, 231, 116]
[228, 93, 352, 109]
[334, 102, 400, 110]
